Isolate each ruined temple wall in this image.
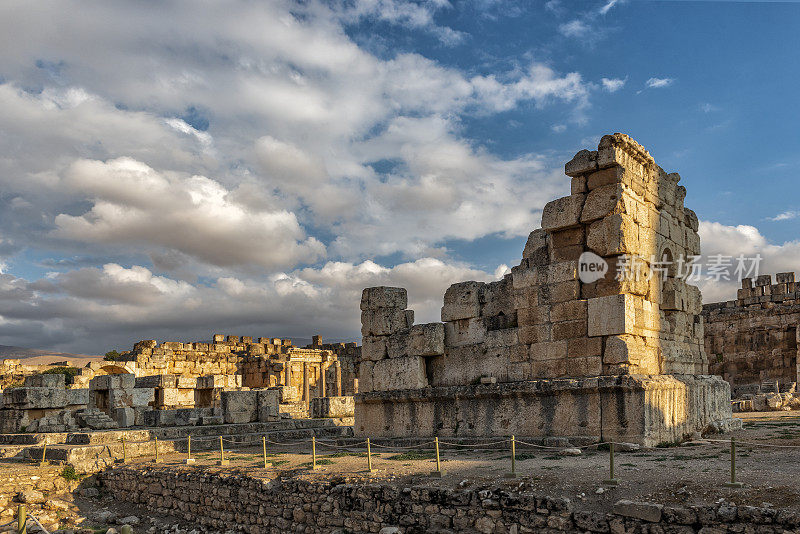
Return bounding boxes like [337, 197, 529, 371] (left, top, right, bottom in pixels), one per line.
[359, 134, 707, 394]
[703, 272, 800, 389]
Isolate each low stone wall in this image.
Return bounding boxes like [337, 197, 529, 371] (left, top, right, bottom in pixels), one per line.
[99, 466, 800, 533]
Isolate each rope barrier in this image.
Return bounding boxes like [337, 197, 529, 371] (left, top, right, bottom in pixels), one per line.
[27, 512, 51, 534]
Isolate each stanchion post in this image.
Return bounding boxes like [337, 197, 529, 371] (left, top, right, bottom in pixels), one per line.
[115, 437, 126, 464]
[217, 436, 229, 466]
[311, 436, 317, 470]
[366, 438, 374, 473]
[154, 436, 161, 463]
[431, 436, 444, 478]
[39, 442, 47, 467]
[17, 504, 26, 534]
[724, 437, 743, 488]
[185, 435, 195, 464]
[603, 442, 619, 486]
[262, 435, 271, 468]
[504, 435, 517, 478]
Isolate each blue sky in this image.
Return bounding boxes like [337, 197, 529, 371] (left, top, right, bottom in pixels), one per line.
[0, 0, 798, 353]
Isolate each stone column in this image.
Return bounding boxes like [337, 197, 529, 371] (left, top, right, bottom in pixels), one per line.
[334, 361, 342, 396]
[302, 362, 310, 405]
[284, 363, 291, 388]
[319, 363, 327, 398]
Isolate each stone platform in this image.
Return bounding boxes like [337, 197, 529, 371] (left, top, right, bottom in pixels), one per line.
[355, 375, 736, 447]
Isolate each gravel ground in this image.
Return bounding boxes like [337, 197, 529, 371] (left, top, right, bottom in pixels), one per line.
[3, 411, 800, 531]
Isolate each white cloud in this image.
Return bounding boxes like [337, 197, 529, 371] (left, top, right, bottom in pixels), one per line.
[551, 124, 567, 133]
[599, 0, 620, 15]
[697, 221, 800, 303]
[601, 77, 626, 92]
[53, 158, 326, 269]
[646, 77, 674, 88]
[0, 258, 504, 353]
[770, 210, 799, 222]
[559, 20, 590, 38]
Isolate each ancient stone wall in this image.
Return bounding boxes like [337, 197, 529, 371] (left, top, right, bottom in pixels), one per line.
[99, 466, 800, 533]
[703, 272, 800, 392]
[356, 134, 733, 445]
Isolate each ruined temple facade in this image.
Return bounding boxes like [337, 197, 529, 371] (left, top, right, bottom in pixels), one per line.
[355, 133, 735, 447]
[704, 273, 800, 393]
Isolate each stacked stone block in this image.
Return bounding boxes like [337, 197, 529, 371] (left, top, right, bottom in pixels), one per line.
[359, 287, 445, 392]
[0, 374, 88, 433]
[704, 272, 800, 391]
[356, 133, 733, 445]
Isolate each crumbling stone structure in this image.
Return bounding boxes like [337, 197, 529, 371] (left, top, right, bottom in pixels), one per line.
[356, 133, 735, 446]
[704, 272, 800, 393]
[0, 374, 88, 433]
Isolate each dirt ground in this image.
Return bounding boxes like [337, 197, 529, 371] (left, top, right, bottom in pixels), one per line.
[3, 411, 800, 531]
[95, 412, 800, 510]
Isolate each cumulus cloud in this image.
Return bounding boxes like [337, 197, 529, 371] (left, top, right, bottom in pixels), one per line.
[697, 221, 800, 303]
[601, 77, 626, 92]
[0, 0, 603, 351]
[646, 77, 674, 88]
[0, 258, 505, 353]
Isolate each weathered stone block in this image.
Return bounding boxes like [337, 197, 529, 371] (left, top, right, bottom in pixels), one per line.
[361, 336, 388, 361]
[23, 374, 66, 389]
[361, 308, 408, 337]
[581, 183, 639, 223]
[588, 294, 636, 337]
[541, 194, 586, 231]
[372, 356, 427, 391]
[408, 322, 445, 356]
[441, 281, 484, 322]
[444, 318, 486, 347]
[360, 286, 408, 310]
[386, 330, 410, 359]
[565, 149, 598, 177]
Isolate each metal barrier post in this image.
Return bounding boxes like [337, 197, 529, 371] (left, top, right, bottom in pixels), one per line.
[504, 435, 517, 478]
[367, 438, 374, 473]
[262, 436, 271, 468]
[603, 442, 619, 486]
[154, 436, 161, 463]
[17, 504, 26, 534]
[724, 437, 743, 488]
[39, 442, 47, 467]
[217, 436, 229, 466]
[311, 436, 317, 470]
[185, 436, 195, 464]
[431, 436, 444, 478]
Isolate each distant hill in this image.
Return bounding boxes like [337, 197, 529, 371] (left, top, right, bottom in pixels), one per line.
[0, 345, 101, 367]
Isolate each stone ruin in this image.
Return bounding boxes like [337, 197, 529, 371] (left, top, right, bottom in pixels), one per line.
[704, 272, 800, 410]
[0, 333, 359, 433]
[356, 133, 737, 447]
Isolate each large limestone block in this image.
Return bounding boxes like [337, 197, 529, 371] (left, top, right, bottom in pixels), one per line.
[257, 389, 280, 422]
[24, 374, 66, 389]
[444, 318, 486, 348]
[441, 281, 484, 321]
[586, 213, 639, 257]
[387, 330, 410, 359]
[581, 183, 640, 223]
[603, 334, 660, 374]
[9, 387, 67, 409]
[408, 322, 445, 356]
[372, 356, 427, 391]
[541, 194, 586, 231]
[361, 336, 388, 361]
[522, 229, 550, 264]
[221, 390, 258, 424]
[361, 286, 407, 310]
[596, 134, 654, 176]
[361, 307, 408, 336]
[132, 388, 155, 407]
[358, 361, 374, 393]
[588, 294, 637, 337]
[66, 388, 89, 406]
[565, 149, 598, 177]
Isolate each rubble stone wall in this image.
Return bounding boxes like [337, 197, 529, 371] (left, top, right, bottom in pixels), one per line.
[99, 466, 800, 533]
[704, 273, 800, 391]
